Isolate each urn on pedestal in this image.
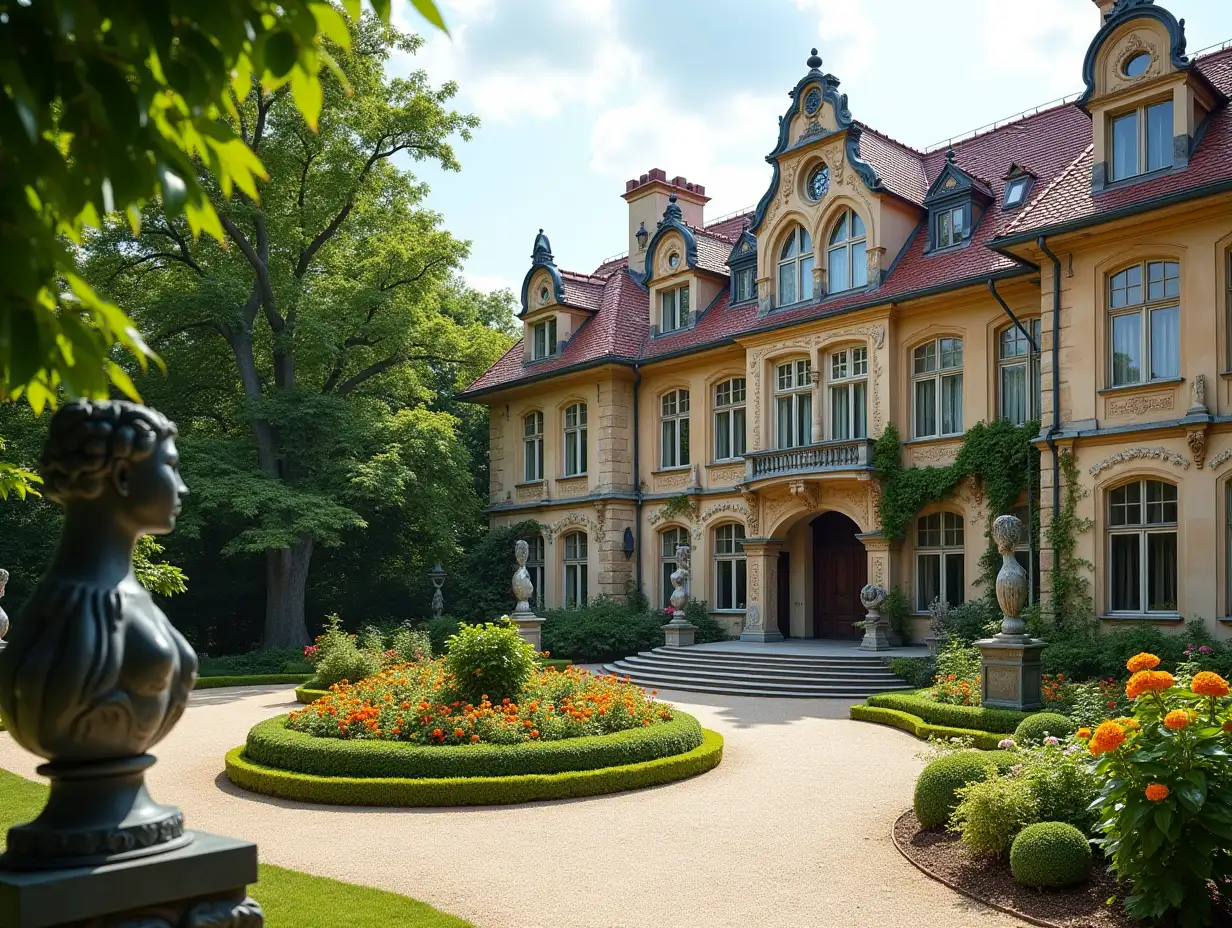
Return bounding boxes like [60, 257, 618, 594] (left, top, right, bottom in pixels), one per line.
[510, 540, 544, 650]
[858, 583, 891, 651]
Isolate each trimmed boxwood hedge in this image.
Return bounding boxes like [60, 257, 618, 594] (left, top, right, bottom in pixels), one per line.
[295, 685, 330, 704]
[865, 693, 1032, 734]
[225, 729, 723, 807]
[849, 705, 1005, 750]
[246, 712, 706, 779]
[194, 674, 313, 690]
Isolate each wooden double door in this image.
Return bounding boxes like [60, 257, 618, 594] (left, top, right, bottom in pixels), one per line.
[812, 511, 867, 640]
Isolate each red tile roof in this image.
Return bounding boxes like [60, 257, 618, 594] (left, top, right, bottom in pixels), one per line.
[463, 47, 1232, 398]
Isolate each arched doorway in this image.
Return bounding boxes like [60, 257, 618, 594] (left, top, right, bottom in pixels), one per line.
[812, 511, 867, 639]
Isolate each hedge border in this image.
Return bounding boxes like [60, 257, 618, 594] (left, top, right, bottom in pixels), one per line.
[295, 685, 329, 704]
[247, 712, 706, 779]
[225, 729, 723, 807]
[865, 692, 1032, 734]
[850, 705, 1006, 750]
[195, 674, 313, 690]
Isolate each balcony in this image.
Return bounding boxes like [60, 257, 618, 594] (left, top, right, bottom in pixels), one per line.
[744, 438, 876, 481]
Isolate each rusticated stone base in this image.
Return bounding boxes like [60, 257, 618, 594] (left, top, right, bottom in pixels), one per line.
[974, 636, 1047, 710]
[663, 623, 696, 647]
[511, 613, 545, 651]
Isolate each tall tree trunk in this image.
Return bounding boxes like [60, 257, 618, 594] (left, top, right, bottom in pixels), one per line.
[264, 537, 314, 648]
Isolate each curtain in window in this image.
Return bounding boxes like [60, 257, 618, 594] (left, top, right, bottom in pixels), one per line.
[916, 554, 940, 611]
[828, 248, 848, 293]
[853, 382, 867, 438]
[915, 379, 936, 437]
[779, 264, 796, 306]
[732, 407, 746, 457]
[944, 553, 965, 608]
[1112, 313, 1142, 385]
[1146, 102, 1173, 172]
[1150, 306, 1179, 379]
[852, 240, 867, 287]
[1110, 534, 1141, 612]
[1147, 532, 1177, 611]
[832, 384, 850, 439]
[801, 254, 815, 301]
[1002, 362, 1027, 424]
[941, 374, 962, 434]
[797, 394, 812, 446]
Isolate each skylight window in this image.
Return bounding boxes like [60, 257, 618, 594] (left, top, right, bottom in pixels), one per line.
[1004, 176, 1030, 208]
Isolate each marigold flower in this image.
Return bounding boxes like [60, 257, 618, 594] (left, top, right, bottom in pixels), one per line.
[1145, 783, 1170, 802]
[1192, 672, 1231, 698]
[1164, 709, 1192, 730]
[1076, 727, 1092, 739]
[1089, 721, 1127, 756]
[1126, 669, 1176, 700]
[1127, 652, 1161, 673]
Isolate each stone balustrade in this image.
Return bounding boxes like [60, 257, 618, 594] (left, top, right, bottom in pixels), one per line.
[745, 438, 875, 480]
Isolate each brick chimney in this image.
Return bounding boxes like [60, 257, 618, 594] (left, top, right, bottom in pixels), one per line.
[622, 169, 710, 264]
[1092, 0, 1116, 22]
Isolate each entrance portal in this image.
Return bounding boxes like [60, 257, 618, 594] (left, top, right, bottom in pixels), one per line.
[812, 511, 867, 639]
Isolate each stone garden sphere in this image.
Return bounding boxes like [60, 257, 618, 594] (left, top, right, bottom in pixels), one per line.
[859, 583, 887, 611]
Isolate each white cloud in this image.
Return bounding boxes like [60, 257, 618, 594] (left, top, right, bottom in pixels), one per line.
[790, 0, 877, 83]
[979, 0, 1094, 99]
[465, 272, 518, 294]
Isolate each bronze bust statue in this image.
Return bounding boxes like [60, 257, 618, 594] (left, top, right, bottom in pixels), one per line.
[0, 400, 198, 868]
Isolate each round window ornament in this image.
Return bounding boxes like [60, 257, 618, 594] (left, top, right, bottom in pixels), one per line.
[1124, 52, 1151, 78]
[668, 252, 681, 269]
[539, 285, 550, 303]
[803, 87, 822, 117]
[807, 165, 830, 201]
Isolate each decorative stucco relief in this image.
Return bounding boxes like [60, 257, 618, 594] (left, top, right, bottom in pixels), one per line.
[692, 501, 750, 540]
[958, 476, 987, 526]
[1106, 391, 1174, 417]
[1087, 447, 1191, 477]
[555, 476, 588, 497]
[516, 484, 545, 502]
[656, 470, 692, 492]
[543, 512, 601, 543]
[708, 464, 745, 485]
[1208, 447, 1232, 472]
[741, 489, 761, 536]
[911, 443, 959, 466]
[1108, 33, 1162, 94]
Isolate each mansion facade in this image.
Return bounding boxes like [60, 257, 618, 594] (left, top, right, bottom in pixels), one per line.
[461, 0, 1232, 643]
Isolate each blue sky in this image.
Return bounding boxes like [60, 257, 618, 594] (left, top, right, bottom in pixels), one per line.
[388, 0, 1232, 294]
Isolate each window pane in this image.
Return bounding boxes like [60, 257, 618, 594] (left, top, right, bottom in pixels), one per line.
[717, 560, 733, 610]
[1146, 101, 1172, 173]
[733, 408, 746, 456]
[851, 213, 865, 238]
[801, 255, 815, 300]
[798, 393, 812, 445]
[1111, 312, 1142, 385]
[1147, 532, 1177, 611]
[780, 232, 797, 260]
[943, 512, 964, 547]
[777, 396, 792, 448]
[565, 434, 577, 475]
[941, 373, 963, 434]
[580, 564, 588, 605]
[1112, 111, 1139, 180]
[945, 553, 965, 608]
[715, 381, 731, 407]
[940, 338, 963, 370]
[736, 558, 747, 610]
[831, 384, 850, 439]
[1001, 362, 1026, 425]
[914, 342, 937, 374]
[680, 286, 689, 314]
[830, 214, 847, 244]
[917, 554, 941, 611]
[679, 416, 690, 465]
[852, 347, 867, 376]
[661, 420, 676, 467]
[662, 561, 675, 608]
[716, 410, 730, 459]
[1145, 480, 1177, 524]
[917, 513, 941, 548]
[1110, 481, 1142, 527]
[1110, 534, 1141, 611]
[853, 381, 867, 439]
[828, 247, 848, 292]
[852, 241, 867, 287]
[779, 263, 796, 305]
[832, 351, 848, 380]
[1150, 305, 1179, 379]
[915, 378, 936, 437]
[937, 210, 952, 249]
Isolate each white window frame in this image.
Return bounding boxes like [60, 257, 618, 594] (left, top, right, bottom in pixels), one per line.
[713, 377, 747, 461]
[532, 318, 557, 360]
[660, 285, 690, 333]
[735, 267, 756, 303]
[713, 523, 747, 612]
[1108, 260, 1180, 387]
[828, 346, 867, 440]
[1109, 98, 1173, 181]
[915, 512, 965, 612]
[660, 389, 691, 469]
[523, 411, 544, 482]
[527, 535, 545, 610]
[1107, 479, 1178, 616]
[1004, 177, 1030, 208]
[998, 320, 1041, 425]
[562, 402, 587, 477]
[776, 225, 814, 306]
[563, 531, 589, 607]
[826, 208, 868, 293]
[659, 527, 688, 610]
[912, 337, 964, 439]
[775, 359, 813, 449]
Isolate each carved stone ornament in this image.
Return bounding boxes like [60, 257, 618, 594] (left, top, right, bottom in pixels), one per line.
[788, 479, 819, 510]
[667, 544, 692, 625]
[740, 488, 760, 536]
[512, 540, 535, 616]
[0, 567, 8, 643]
[1188, 428, 1207, 468]
[89, 891, 263, 928]
[1088, 446, 1191, 476]
[0, 401, 197, 869]
[858, 584, 890, 651]
[1190, 373, 1208, 413]
[992, 514, 1029, 638]
[1209, 447, 1232, 472]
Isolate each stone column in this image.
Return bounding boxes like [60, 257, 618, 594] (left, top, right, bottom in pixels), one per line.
[740, 538, 784, 642]
[510, 540, 545, 651]
[809, 366, 823, 445]
[858, 584, 891, 651]
[974, 515, 1046, 710]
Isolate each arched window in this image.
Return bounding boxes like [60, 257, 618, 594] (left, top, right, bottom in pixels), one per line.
[827, 209, 867, 293]
[714, 523, 747, 611]
[777, 225, 814, 306]
[660, 527, 689, 610]
[562, 402, 587, 476]
[1108, 479, 1177, 615]
[660, 389, 690, 468]
[523, 412, 544, 482]
[775, 358, 812, 449]
[1109, 260, 1179, 386]
[563, 531, 589, 607]
[912, 337, 963, 438]
[998, 320, 1041, 425]
[527, 535, 545, 610]
[916, 512, 964, 611]
[828, 346, 867, 440]
[713, 377, 746, 461]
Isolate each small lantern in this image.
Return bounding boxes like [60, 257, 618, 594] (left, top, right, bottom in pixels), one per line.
[635, 222, 649, 252]
[622, 527, 635, 560]
[427, 563, 447, 619]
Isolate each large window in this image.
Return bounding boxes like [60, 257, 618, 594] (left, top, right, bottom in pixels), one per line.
[660, 389, 690, 468]
[1110, 99, 1173, 181]
[713, 377, 747, 461]
[563, 532, 589, 607]
[660, 285, 690, 333]
[827, 209, 867, 293]
[660, 527, 689, 610]
[775, 359, 813, 449]
[523, 412, 544, 482]
[913, 337, 963, 438]
[1109, 260, 1179, 386]
[999, 320, 1042, 425]
[734, 266, 755, 303]
[527, 535, 545, 610]
[777, 225, 814, 306]
[562, 403, 587, 477]
[532, 318, 557, 360]
[1108, 479, 1177, 615]
[916, 512, 965, 611]
[714, 524, 747, 611]
[828, 346, 867, 440]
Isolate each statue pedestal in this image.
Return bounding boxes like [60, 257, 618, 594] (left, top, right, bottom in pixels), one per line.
[663, 622, 696, 647]
[859, 620, 891, 651]
[0, 831, 260, 928]
[974, 635, 1047, 710]
[510, 612, 544, 651]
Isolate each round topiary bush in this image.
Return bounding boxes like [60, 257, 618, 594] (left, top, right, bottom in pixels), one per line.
[444, 618, 538, 703]
[914, 751, 1003, 828]
[1010, 822, 1092, 888]
[1014, 712, 1076, 745]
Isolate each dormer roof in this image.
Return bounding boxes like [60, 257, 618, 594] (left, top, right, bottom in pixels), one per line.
[923, 149, 995, 205]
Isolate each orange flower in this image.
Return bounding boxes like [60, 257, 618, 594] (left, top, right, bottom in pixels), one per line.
[1126, 669, 1176, 700]
[1076, 727, 1092, 739]
[1192, 672, 1231, 698]
[470, 734, 480, 743]
[1224, 719, 1232, 733]
[1145, 783, 1170, 802]
[1127, 652, 1161, 672]
[1164, 709, 1192, 730]
[1089, 721, 1127, 756]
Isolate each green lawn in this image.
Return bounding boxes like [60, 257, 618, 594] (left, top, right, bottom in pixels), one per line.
[0, 769, 474, 928]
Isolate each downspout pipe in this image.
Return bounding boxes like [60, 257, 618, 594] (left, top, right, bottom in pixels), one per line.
[632, 363, 643, 597]
[1036, 236, 1064, 528]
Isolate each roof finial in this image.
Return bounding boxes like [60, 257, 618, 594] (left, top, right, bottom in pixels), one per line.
[531, 228, 553, 263]
[945, 147, 956, 165]
[806, 48, 823, 72]
[663, 193, 683, 224]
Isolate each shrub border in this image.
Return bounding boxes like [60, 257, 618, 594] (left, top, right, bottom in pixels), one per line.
[850, 705, 1006, 750]
[295, 685, 329, 704]
[195, 674, 313, 690]
[865, 692, 1032, 734]
[225, 729, 723, 807]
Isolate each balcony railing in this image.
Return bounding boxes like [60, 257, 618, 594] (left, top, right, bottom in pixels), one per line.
[745, 438, 876, 480]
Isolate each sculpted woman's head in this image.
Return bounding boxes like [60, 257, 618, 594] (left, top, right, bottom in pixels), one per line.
[41, 400, 187, 535]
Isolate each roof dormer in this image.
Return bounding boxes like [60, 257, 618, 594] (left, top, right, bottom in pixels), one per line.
[518, 229, 598, 364]
[644, 195, 727, 337]
[726, 226, 758, 306]
[923, 149, 993, 253]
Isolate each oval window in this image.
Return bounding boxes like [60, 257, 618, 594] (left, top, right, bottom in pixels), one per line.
[1124, 52, 1150, 77]
[539, 285, 550, 303]
[668, 252, 681, 268]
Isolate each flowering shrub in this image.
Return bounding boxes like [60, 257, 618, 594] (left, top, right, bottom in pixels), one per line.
[444, 618, 538, 703]
[286, 661, 673, 746]
[930, 640, 981, 706]
[1088, 653, 1232, 927]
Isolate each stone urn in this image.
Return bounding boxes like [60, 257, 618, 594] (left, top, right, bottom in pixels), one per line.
[992, 514, 1029, 638]
[974, 514, 1045, 710]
